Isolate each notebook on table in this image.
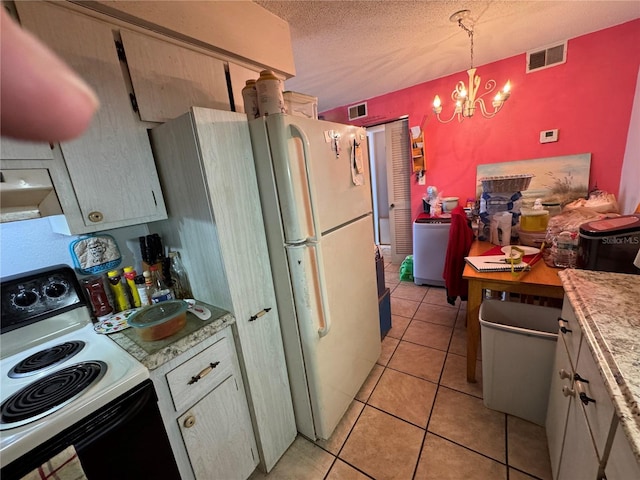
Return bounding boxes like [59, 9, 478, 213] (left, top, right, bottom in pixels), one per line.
[465, 245, 543, 272]
[464, 255, 531, 272]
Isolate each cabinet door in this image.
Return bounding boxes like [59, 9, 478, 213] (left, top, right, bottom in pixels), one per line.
[16, 2, 167, 233]
[546, 335, 572, 480]
[556, 394, 601, 480]
[228, 62, 261, 115]
[574, 337, 616, 460]
[178, 375, 257, 480]
[605, 425, 640, 480]
[120, 30, 230, 123]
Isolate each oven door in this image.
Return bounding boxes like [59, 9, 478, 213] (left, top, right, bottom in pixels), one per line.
[1, 379, 180, 480]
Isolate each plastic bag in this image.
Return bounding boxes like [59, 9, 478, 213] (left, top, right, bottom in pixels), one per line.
[399, 255, 414, 282]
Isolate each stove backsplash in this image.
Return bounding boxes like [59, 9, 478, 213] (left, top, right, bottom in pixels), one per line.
[0, 215, 149, 279]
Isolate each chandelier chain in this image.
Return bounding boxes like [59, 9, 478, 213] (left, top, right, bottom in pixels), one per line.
[457, 19, 474, 69]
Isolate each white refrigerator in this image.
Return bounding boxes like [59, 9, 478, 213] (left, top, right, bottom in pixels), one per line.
[249, 113, 381, 440]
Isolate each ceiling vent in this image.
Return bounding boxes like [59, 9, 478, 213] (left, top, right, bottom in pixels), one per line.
[526, 41, 567, 73]
[348, 102, 368, 121]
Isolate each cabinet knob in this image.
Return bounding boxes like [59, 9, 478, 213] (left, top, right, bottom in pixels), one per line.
[558, 369, 572, 380]
[183, 415, 196, 428]
[557, 317, 572, 334]
[562, 385, 575, 397]
[87, 211, 104, 223]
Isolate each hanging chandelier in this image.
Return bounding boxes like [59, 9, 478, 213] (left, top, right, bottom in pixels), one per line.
[433, 10, 511, 123]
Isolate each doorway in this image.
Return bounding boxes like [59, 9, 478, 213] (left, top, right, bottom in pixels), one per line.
[366, 118, 413, 264]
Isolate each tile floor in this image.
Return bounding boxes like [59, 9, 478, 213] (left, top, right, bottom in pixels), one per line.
[250, 255, 553, 480]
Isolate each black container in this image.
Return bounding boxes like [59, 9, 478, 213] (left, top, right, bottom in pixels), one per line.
[577, 214, 640, 274]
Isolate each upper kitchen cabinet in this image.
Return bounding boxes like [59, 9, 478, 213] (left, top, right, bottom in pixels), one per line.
[0, 138, 54, 161]
[15, 1, 167, 234]
[118, 30, 230, 123]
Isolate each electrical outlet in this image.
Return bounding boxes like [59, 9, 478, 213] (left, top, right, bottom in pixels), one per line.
[540, 129, 559, 143]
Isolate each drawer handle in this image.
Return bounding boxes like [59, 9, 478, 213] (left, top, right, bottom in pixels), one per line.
[574, 374, 596, 406]
[187, 361, 220, 385]
[249, 307, 272, 322]
[557, 317, 572, 334]
[183, 415, 196, 428]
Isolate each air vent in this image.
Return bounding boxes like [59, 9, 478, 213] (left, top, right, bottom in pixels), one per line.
[348, 102, 368, 120]
[526, 41, 567, 73]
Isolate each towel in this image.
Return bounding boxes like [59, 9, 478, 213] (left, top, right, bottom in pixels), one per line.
[21, 446, 87, 480]
[443, 206, 474, 305]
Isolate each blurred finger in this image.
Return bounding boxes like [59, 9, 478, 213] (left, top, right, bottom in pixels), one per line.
[1, 9, 99, 142]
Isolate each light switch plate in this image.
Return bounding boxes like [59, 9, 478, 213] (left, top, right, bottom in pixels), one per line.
[540, 129, 559, 143]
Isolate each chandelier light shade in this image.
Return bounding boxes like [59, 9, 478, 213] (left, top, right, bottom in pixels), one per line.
[433, 10, 512, 123]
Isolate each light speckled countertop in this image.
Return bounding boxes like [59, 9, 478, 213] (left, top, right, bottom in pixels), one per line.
[559, 269, 640, 460]
[108, 302, 235, 370]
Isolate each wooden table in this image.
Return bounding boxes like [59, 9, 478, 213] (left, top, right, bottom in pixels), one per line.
[463, 241, 564, 382]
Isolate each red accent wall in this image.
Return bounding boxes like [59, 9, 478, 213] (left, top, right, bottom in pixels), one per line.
[322, 20, 640, 221]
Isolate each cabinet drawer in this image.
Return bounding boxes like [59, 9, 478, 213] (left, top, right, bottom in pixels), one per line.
[559, 299, 582, 368]
[166, 336, 234, 412]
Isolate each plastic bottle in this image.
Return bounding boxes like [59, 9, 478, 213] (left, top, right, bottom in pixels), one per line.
[135, 274, 151, 306]
[241, 79, 260, 119]
[82, 276, 113, 318]
[107, 270, 131, 312]
[149, 265, 174, 303]
[255, 70, 285, 116]
[123, 266, 141, 308]
[168, 252, 194, 299]
[143, 271, 154, 305]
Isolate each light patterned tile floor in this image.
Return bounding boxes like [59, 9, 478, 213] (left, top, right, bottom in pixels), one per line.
[250, 257, 553, 480]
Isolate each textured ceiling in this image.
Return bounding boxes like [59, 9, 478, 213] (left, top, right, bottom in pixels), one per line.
[254, 1, 640, 112]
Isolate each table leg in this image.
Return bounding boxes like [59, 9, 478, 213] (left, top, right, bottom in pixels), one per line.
[466, 280, 483, 383]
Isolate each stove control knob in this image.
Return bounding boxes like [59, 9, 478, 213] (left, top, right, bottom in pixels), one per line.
[12, 289, 39, 308]
[44, 281, 69, 299]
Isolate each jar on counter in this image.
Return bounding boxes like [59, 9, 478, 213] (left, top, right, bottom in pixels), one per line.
[542, 202, 562, 217]
[255, 70, 285, 116]
[168, 252, 193, 300]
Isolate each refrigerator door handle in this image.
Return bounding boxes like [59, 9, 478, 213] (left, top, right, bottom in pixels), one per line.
[290, 123, 322, 243]
[310, 241, 332, 337]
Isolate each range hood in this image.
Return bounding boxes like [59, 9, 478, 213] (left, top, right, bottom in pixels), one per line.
[0, 169, 63, 223]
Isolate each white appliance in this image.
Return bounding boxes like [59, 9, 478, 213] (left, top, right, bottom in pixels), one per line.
[0, 266, 178, 480]
[249, 113, 381, 440]
[413, 218, 451, 286]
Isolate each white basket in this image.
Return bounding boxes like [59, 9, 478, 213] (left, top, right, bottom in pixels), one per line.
[480, 174, 534, 193]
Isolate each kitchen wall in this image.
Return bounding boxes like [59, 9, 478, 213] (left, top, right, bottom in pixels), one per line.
[321, 19, 640, 221]
[0, 217, 148, 278]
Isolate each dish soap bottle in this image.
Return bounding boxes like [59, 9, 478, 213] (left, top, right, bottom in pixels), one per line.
[107, 270, 131, 312]
[169, 252, 194, 300]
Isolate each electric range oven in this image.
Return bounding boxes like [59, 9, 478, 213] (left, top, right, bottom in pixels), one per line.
[0, 265, 180, 480]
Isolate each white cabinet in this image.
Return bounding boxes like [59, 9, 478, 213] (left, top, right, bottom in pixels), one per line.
[119, 30, 231, 123]
[151, 328, 258, 480]
[15, 1, 167, 233]
[547, 297, 638, 480]
[149, 108, 296, 473]
[547, 323, 600, 479]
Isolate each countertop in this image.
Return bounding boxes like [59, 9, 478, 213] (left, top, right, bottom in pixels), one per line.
[559, 269, 640, 459]
[108, 301, 235, 370]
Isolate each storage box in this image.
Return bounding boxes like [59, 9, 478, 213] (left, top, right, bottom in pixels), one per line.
[378, 288, 391, 338]
[480, 299, 560, 425]
[283, 91, 318, 119]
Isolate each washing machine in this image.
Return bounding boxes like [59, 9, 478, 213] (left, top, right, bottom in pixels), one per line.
[413, 214, 451, 286]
